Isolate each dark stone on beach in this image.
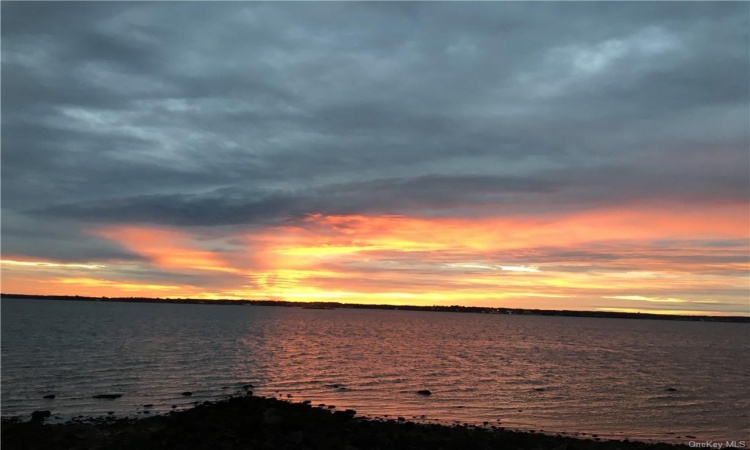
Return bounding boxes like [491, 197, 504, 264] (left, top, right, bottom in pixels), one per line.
[30, 410, 51, 422]
[282, 430, 307, 446]
[107, 411, 114, 415]
[417, 390, 432, 396]
[43, 394, 55, 399]
[182, 392, 193, 396]
[666, 388, 678, 392]
[243, 384, 254, 390]
[327, 405, 336, 409]
[143, 404, 153, 408]
[534, 388, 546, 392]
[262, 408, 283, 425]
[397, 416, 406, 422]
[93, 394, 122, 399]
[333, 409, 356, 420]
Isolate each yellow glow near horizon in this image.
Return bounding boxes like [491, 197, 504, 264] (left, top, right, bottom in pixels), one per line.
[603, 295, 688, 303]
[595, 307, 738, 317]
[3, 205, 747, 315]
[1, 259, 105, 270]
[58, 277, 181, 291]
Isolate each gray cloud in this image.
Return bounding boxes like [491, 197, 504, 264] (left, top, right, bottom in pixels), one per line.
[2, 2, 748, 259]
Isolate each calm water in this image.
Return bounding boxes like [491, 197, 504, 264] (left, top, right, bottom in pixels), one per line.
[2, 298, 748, 443]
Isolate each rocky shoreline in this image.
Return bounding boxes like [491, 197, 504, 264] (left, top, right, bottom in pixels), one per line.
[2, 393, 692, 450]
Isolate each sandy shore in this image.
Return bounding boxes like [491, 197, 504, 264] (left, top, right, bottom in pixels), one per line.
[2, 394, 691, 450]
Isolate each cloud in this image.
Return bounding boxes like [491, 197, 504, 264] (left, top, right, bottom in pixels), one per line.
[2, 2, 747, 312]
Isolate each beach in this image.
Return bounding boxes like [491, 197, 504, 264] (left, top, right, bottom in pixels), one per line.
[1, 394, 694, 450]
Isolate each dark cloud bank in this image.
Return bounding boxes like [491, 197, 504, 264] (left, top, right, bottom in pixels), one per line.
[2, 2, 748, 260]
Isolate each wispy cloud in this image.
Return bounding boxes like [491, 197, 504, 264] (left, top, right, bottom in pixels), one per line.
[2, 2, 747, 314]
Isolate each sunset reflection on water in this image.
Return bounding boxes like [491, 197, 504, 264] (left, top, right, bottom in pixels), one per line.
[2, 299, 748, 442]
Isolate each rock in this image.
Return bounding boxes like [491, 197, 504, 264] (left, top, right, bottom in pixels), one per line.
[327, 405, 336, 409]
[334, 409, 356, 419]
[107, 411, 114, 415]
[262, 408, 283, 425]
[533, 388, 545, 392]
[43, 394, 55, 399]
[243, 384, 254, 390]
[417, 390, 432, 396]
[30, 410, 51, 422]
[181, 392, 192, 396]
[666, 387, 678, 392]
[397, 417, 406, 422]
[283, 430, 306, 446]
[93, 394, 122, 399]
[143, 404, 153, 408]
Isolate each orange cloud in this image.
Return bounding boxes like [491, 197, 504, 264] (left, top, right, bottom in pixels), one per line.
[4, 203, 746, 315]
[234, 205, 747, 309]
[94, 227, 239, 274]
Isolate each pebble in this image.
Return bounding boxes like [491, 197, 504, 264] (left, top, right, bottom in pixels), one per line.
[93, 394, 122, 400]
[30, 410, 51, 422]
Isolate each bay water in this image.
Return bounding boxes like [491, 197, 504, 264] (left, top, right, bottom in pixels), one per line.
[1, 298, 748, 443]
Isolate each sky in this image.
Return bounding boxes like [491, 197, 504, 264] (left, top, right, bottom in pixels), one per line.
[2, 2, 748, 315]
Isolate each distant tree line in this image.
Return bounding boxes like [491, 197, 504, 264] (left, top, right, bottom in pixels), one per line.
[1, 293, 748, 323]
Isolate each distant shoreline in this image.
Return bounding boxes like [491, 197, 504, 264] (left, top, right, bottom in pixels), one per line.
[3, 293, 748, 323]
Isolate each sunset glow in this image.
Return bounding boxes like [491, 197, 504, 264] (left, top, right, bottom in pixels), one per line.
[4, 205, 747, 315]
[3, 2, 747, 316]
